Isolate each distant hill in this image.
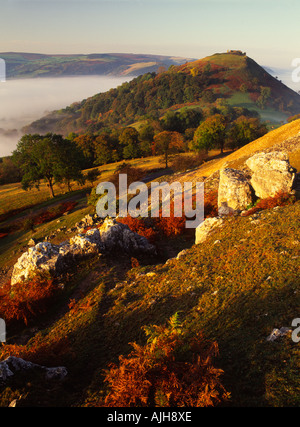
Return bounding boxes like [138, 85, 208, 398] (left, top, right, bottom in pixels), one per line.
[0, 52, 193, 79]
[23, 51, 300, 135]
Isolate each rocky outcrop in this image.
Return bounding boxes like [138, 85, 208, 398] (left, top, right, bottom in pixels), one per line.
[0, 356, 67, 383]
[218, 168, 254, 215]
[11, 218, 156, 285]
[11, 242, 62, 285]
[195, 150, 297, 244]
[195, 217, 223, 245]
[246, 151, 296, 199]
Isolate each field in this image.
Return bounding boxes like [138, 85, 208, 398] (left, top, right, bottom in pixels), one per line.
[0, 186, 299, 407]
[0, 156, 163, 217]
[227, 92, 290, 124]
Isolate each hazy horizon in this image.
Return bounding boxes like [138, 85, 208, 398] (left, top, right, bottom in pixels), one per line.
[1, 0, 299, 70]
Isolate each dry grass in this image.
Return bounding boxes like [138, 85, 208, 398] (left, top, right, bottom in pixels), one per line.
[0, 156, 163, 217]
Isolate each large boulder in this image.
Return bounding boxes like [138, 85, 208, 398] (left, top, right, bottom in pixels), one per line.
[11, 218, 156, 285]
[246, 152, 296, 199]
[11, 242, 65, 285]
[218, 168, 254, 215]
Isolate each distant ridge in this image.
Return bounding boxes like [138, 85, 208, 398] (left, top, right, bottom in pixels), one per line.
[0, 52, 194, 79]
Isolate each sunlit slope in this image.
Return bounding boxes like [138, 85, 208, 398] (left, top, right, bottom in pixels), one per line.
[175, 119, 300, 184]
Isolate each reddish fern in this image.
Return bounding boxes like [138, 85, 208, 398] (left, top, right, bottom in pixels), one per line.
[0, 276, 59, 326]
[98, 314, 230, 407]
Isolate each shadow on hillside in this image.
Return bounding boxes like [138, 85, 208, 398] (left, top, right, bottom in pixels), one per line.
[7, 262, 297, 407]
[68, 269, 299, 407]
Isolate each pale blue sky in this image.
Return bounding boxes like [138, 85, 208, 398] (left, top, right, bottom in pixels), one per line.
[0, 0, 299, 68]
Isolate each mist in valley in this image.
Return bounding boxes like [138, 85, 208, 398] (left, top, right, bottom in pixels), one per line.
[0, 67, 299, 159]
[0, 75, 131, 157]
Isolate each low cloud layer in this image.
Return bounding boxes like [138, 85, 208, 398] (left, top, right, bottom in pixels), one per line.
[0, 75, 130, 157]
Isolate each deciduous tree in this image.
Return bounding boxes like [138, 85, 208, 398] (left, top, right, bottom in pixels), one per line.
[193, 114, 226, 154]
[13, 133, 83, 197]
[153, 131, 185, 168]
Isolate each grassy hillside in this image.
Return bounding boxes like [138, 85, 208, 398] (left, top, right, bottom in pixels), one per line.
[0, 197, 299, 407]
[0, 118, 299, 407]
[23, 51, 300, 136]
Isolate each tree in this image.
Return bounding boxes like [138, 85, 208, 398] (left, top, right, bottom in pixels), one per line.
[239, 83, 248, 93]
[161, 108, 202, 134]
[153, 131, 185, 168]
[204, 62, 212, 75]
[139, 123, 155, 156]
[12, 133, 83, 198]
[190, 66, 199, 77]
[256, 86, 271, 110]
[119, 127, 141, 159]
[73, 133, 96, 168]
[58, 139, 85, 191]
[0, 156, 22, 185]
[193, 114, 226, 154]
[226, 116, 268, 150]
[94, 134, 114, 166]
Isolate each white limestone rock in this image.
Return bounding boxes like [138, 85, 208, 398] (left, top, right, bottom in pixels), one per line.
[246, 152, 296, 199]
[11, 217, 156, 285]
[218, 168, 254, 215]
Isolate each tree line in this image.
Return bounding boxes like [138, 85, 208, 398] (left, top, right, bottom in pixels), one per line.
[7, 101, 267, 197]
[68, 102, 267, 168]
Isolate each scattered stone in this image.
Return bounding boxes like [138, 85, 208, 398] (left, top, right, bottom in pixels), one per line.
[0, 356, 67, 383]
[266, 327, 292, 342]
[11, 242, 65, 285]
[176, 249, 188, 259]
[28, 238, 37, 247]
[83, 214, 94, 226]
[146, 272, 156, 277]
[8, 399, 19, 407]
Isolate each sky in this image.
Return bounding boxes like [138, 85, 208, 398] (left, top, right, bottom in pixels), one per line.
[0, 0, 300, 69]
